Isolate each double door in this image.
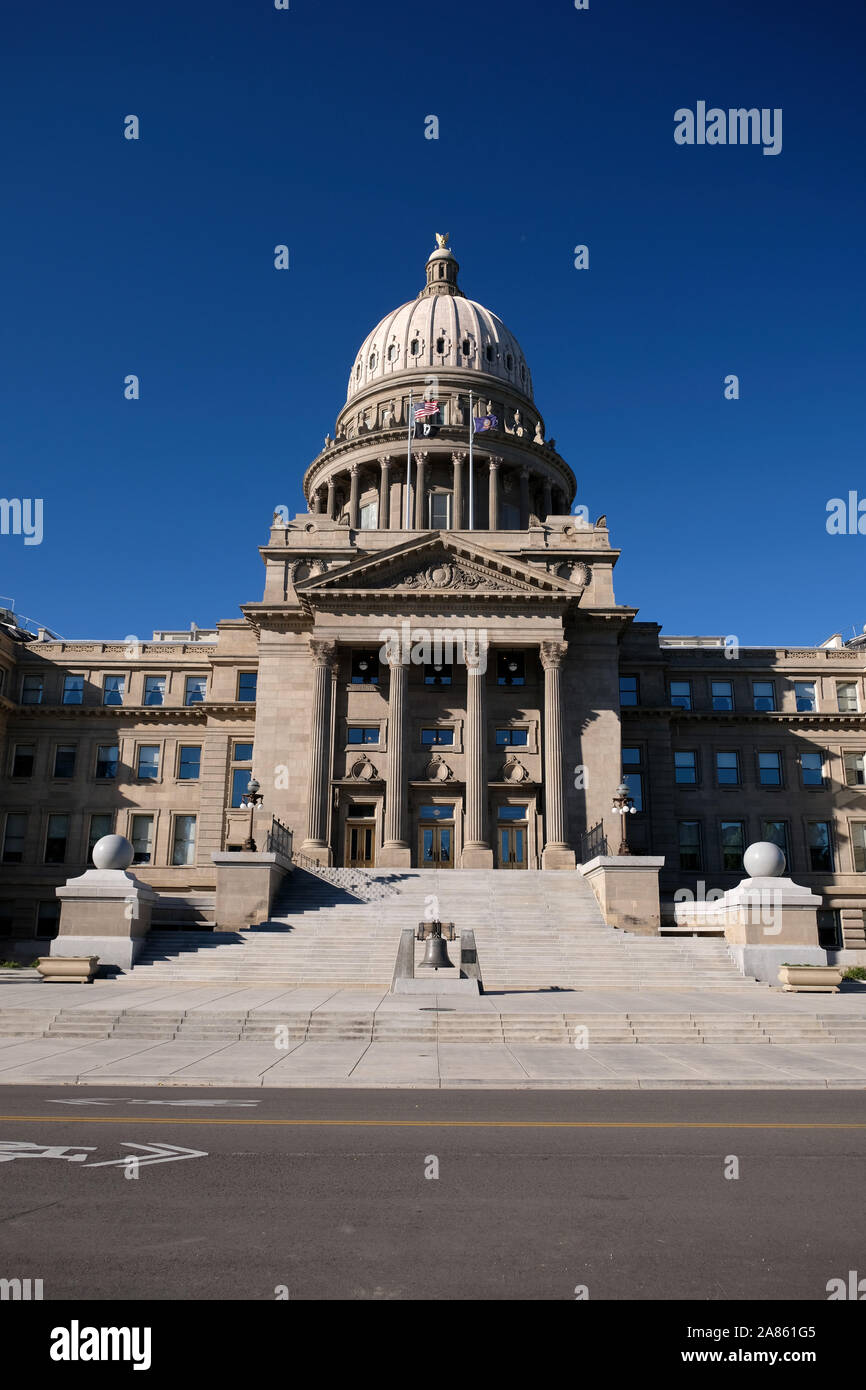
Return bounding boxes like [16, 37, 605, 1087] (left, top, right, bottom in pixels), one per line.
[497, 823, 527, 870]
[419, 823, 454, 868]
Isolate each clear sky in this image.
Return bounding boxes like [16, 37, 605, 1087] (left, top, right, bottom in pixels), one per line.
[2, 0, 864, 645]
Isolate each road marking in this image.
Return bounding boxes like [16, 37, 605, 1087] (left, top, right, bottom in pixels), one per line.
[0, 1139, 207, 1167]
[1, 1116, 865, 1131]
[47, 1098, 259, 1108]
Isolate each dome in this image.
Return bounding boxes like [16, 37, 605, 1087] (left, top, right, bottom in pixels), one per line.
[345, 241, 534, 404]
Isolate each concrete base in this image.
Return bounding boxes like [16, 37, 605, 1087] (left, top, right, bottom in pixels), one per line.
[54, 868, 156, 972]
[212, 851, 292, 930]
[297, 842, 332, 866]
[580, 855, 664, 934]
[378, 843, 413, 869]
[728, 944, 828, 984]
[675, 876, 822, 948]
[541, 844, 577, 870]
[393, 975, 480, 995]
[460, 845, 494, 869]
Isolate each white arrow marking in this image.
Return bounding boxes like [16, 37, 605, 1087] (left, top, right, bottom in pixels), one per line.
[84, 1142, 208, 1169]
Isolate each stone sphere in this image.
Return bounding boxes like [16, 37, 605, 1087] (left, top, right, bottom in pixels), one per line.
[92, 834, 134, 871]
[743, 841, 786, 879]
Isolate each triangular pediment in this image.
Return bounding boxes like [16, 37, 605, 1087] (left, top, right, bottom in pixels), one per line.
[293, 533, 578, 605]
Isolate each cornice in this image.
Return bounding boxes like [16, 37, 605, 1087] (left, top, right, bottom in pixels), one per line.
[622, 707, 866, 728]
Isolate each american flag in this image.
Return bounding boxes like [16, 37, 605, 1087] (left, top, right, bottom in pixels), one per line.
[412, 400, 439, 421]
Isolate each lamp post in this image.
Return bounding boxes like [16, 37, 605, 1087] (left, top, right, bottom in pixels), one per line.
[241, 777, 263, 852]
[611, 780, 636, 856]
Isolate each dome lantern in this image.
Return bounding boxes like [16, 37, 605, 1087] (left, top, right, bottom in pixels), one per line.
[419, 233, 463, 300]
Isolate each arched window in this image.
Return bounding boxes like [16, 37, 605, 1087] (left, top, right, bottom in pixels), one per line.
[436, 336, 445, 354]
[387, 343, 398, 362]
[410, 338, 420, 356]
[462, 338, 471, 356]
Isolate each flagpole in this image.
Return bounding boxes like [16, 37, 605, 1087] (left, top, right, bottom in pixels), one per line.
[404, 391, 413, 529]
[468, 390, 474, 530]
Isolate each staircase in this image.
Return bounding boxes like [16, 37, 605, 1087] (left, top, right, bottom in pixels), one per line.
[128, 866, 765, 992]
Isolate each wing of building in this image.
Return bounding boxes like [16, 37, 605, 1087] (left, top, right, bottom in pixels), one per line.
[1, 240, 865, 956]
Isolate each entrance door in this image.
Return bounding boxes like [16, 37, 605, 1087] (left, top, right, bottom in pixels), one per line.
[419, 824, 454, 868]
[498, 823, 527, 870]
[345, 821, 376, 868]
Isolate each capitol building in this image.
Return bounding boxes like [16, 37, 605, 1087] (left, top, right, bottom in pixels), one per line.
[1, 238, 865, 961]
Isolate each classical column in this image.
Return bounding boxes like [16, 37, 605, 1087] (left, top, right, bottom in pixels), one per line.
[540, 641, 576, 869]
[519, 467, 531, 528]
[414, 452, 428, 530]
[451, 451, 465, 529]
[378, 456, 391, 530]
[487, 456, 500, 530]
[461, 639, 494, 868]
[301, 639, 337, 863]
[542, 478, 553, 519]
[326, 477, 336, 520]
[380, 648, 412, 867]
[349, 463, 361, 530]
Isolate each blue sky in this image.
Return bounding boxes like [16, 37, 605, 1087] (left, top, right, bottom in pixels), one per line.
[2, 0, 864, 645]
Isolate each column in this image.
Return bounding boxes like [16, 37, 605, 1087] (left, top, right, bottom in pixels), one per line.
[451, 452, 465, 529]
[540, 640, 576, 869]
[301, 639, 337, 863]
[380, 649, 412, 867]
[461, 639, 494, 868]
[326, 477, 336, 520]
[487, 456, 500, 530]
[542, 478, 553, 519]
[414, 452, 428, 529]
[349, 463, 361, 530]
[378, 456, 391, 530]
[519, 467, 531, 529]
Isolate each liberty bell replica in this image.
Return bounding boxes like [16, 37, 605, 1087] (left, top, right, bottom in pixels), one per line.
[419, 920, 453, 970]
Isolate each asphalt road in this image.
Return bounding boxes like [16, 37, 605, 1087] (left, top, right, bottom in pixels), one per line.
[1, 1086, 864, 1301]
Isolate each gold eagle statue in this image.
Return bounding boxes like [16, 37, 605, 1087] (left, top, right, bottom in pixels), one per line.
[435, 232, 450, 249]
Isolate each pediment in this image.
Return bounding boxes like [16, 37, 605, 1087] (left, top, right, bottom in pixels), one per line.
[293, 533, 577, 606]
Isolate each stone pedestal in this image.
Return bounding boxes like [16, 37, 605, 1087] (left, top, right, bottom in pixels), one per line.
[674, 874, 824, 983]
[580, 855, 664, 934]
[54, 869, 157, 970]
[212, 851, 293, 930]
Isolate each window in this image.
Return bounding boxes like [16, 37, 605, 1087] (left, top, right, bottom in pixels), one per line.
[622, 747, 643, 812]
[2, 813, 26, 864]
[131, 815, 154, 866]
[424, 662, 452, 686]
[387, 343, 398, 362]
[185, 676, 207, 705]
[761, 820, 790, 866]
[843, 752, 866, 787]
[852, 823, 866, 874]
[817, 909, 842, 951]
[498, 652, 525, 686]
[172, 815, 197, 866]
[137, 745, 160, 780]
[11, 744, 35, 778]
[63, 675, 84, 705]
[348, 802, 375, 818]
[351, 651, 379, 684]
[794, 681, 817, 713]
[410, 338, 420, 356]
[36, 902, 61, 939]
[44, 814, 69, 864]
[88, 814, 113, 862]
[485, 343, 493, 362]
[720, 821, 745, 872]
[800, 751, 824, 788]
[144, 675, 166, 706]
[837, 682, 859, 713]
[758, 751, 782, 787]
[752, 681, 775, 712]
[348, 727, 379, 745]
[500, 501, 520, 529]
[421, 728, 454, 746]
[231, 769, 253, 807]
[178, 746, 201, 780]
[429, 493, 451, 529]
[716, 751, 740, 786]
[619, 675, 638, 706]
[496, 729, 529, 747]
[669, 680, 692, 711]
[461, 338, 471, 356]
[360, 500, 378, 530]
[53, 745, 76, 779]
[21, 675, 43, 705]
[95, 744, 119, 779]
[711, 680, 734, 711]
[807, 821, 833, 872]
[674, 750, 697, 785]
[678, 821, 702, 871]
[435, 336, 445, 354]
[419, 805, 454, 819]
[237, 672, 257, 702]
[497, 805, 527, 820]
[103, 674, 125, 706]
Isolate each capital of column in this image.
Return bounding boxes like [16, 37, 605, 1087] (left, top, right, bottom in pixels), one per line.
[377, 455, 392, 469]
[309, 639, 338, 671]
[488, 456, 501, 472]
[540, 640, 568, 671]
[350, 462, 360, 476]
[451, 451, 467, 464]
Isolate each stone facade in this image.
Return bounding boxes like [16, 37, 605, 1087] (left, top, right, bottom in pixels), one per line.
[1, 240, 865, 953]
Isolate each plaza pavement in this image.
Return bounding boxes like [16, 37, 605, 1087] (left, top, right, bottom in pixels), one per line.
[0, 977, 865, 1088]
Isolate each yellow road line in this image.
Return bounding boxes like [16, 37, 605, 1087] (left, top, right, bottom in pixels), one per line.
[0, 1116, 865, 1130]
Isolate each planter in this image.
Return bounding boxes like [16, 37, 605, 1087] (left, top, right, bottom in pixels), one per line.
[778, 964, 842, 993]
[36, 956, 100, 984]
